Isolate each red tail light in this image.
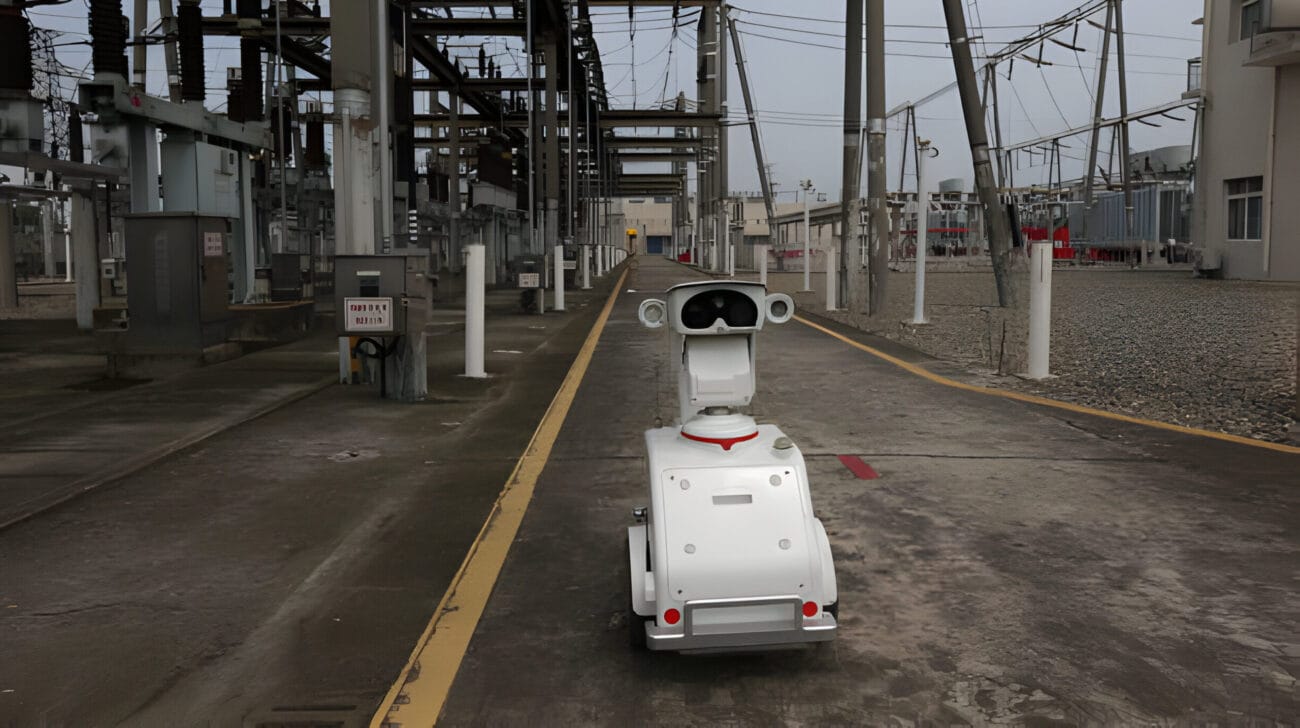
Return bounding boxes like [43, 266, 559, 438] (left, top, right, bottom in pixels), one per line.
[802, 601, 818, 618]
[663, 608, 681, 625]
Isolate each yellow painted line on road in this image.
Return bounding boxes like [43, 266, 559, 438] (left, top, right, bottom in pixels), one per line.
[370, 269, 630, 728]
[795, 314, 1300, 455]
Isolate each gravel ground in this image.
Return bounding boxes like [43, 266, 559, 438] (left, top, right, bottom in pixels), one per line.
[768, 267, 1298, 444]
[1012, 270, 1297, 443]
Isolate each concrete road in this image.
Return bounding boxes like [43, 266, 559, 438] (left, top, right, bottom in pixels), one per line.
[435, 257, 1299, 726]
[0, 279, 620, 727]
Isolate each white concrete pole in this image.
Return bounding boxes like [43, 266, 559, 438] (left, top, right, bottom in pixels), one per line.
[727, 243, 735, 277]
[757, 243, 768, 285]
[41, 200, 55, 277]
[802, 188, 812, 291]
[825, 247, 837, 311]
[63, 215, 73, 282]
[580, 244, 591, 289]
[910, 142, 931, 325]
[465, 242, 486, 378]
[1026, 241, 1052, 379]
[70, 192, 99, 330]
[553, 243, 565, 311]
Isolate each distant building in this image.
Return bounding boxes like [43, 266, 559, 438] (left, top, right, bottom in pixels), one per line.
[1192, 0, 1300, 280]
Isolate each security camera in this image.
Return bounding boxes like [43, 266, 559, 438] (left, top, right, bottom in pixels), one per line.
[639, 281, 795, 418]
[638, 281, 794, 334]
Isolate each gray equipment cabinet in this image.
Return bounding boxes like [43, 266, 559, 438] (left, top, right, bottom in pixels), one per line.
[124, 212, 232, 351]
[334, 255, 413, 336]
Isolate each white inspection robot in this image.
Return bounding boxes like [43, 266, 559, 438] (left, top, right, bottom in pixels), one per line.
[627, 280, 837, 651]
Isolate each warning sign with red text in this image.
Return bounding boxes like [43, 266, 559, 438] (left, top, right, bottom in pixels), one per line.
[343, 297, 393, 333]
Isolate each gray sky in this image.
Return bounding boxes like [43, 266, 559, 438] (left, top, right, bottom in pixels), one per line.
[26, 0, 1203, 201]
[594, 0, 1203, 201]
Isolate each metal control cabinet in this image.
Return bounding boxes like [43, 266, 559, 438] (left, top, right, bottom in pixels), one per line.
[124, 213, 232, 351]
[334, 255, 411, 336]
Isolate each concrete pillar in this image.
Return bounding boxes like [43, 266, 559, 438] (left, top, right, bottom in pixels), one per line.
[70, 192, 100, 330]
[0, 202, 15, 309]
[580, 244, 591, 289]
[235, 154, 257, 301]
[333, 88, 376, 255]
[825, 247, 837, 312]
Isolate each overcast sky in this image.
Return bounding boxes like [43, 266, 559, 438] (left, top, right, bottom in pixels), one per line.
[26, 0, 1203, 202]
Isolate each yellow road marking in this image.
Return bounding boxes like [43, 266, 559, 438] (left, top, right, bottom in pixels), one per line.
[795, 314, 1300, 455]
[370, 269, 630, 728]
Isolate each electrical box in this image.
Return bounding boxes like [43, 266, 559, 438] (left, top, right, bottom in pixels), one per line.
[510, 254, 546, 289]
[123, 213, 232, 351]
[334, 255, 411, 336]
[101, 258, 121, 280]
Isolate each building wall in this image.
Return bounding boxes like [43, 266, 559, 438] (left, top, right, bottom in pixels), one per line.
[1269, 65, 1300, 279]
[1195, 0, 1299, 280]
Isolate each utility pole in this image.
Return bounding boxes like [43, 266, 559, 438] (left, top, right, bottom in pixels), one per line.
[1114, 0, 1136, 264]
[1083, 0, 1115, 216]
[941, 0, 1016, 307]
[725, 10, 776, 274]
[716, 3, 729, 275]
[865, 0, 888, 315]
[838, 0, 864, 309]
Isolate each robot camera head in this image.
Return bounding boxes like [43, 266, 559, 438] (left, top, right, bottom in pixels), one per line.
[638, 281, 794, 334]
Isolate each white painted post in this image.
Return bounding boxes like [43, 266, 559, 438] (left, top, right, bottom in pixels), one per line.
[757, 243, 768, 286]
[727, 244, 735, 277]
[465, 242, 486, 378]
[1027, 242, 1052, 379]
[580, 244, 591, 289]
[553, 243, 565, 311]
[70, 193, 99, 330]
[802, 186, 812, 291]
[910, 141, 931, 325]
[825, 247, 837, 311]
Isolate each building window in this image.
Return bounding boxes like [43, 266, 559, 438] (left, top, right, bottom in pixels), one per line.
[1226, 176, 1263, 241]
[1240, 0, 1264, 40]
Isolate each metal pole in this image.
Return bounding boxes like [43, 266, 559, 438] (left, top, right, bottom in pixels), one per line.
[273, 0, 291, 254]
[838, 0, 864, 309]
[866, 0, 888, 315]
[942, 0, 1017, 307]
[526, 0, 535, 255]
[0, 202, 16, 309]
[1083, 0, 1115, 214]
[375, 0, 392, 252]
[1114, 0, 1137, 264]
[449, 94, 461, 271]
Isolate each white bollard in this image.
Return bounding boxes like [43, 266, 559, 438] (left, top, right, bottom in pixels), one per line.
[825, 248, 838, 311]
[757, 243, 768, 286]
[1026, 242, 1052, 379]
[580, 244, 591, 289]
[727, 246, 735, 277]
[553, 243, 565, 311]
[465, 243, 486, 378]
[910, 146, 930, 325]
